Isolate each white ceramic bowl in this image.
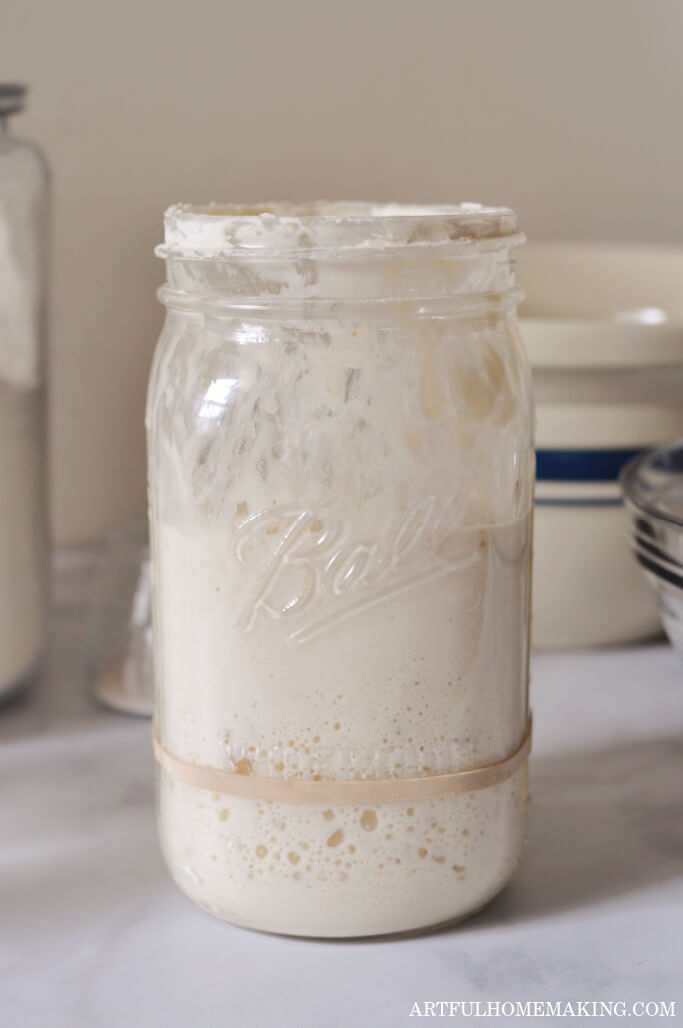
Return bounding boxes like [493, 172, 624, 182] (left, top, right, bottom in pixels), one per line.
[517, 243, 683, 649]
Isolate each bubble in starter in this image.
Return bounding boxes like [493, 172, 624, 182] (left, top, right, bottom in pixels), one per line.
[360, 810, 378, 831]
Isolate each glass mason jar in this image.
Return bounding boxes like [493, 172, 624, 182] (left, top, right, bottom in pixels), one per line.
[148, 203, 534, 937]
[0, 85, 49, 703]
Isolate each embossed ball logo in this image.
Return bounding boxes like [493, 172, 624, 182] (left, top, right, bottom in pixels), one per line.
[233, 494, 482, 643]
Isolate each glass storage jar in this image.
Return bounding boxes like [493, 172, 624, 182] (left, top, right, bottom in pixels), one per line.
[148, 202, 534, 937]
[0, 85, 48, 702]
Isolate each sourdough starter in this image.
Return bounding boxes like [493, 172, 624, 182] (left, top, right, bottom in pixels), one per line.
[149, 203, 533, 936]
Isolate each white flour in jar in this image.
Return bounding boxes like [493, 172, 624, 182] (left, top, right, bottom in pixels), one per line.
[0, 156, 46, 699]
[0, 383, 44, 697]
[149, 203, 533, 936]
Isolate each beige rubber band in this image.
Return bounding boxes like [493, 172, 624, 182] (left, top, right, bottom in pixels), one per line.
[153, 720, 531, 805]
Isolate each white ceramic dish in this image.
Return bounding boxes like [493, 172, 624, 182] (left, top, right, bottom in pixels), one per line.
[517, 243, 683, 649]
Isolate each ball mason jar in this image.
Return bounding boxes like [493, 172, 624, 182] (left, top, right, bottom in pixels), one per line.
[0, 85, 49, 703]
[148, 203, 534, 937]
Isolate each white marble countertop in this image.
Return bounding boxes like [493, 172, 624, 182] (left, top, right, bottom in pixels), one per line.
[1, 557, 682, 1027]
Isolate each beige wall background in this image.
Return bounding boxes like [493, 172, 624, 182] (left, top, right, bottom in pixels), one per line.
[3, 0, 683, 543]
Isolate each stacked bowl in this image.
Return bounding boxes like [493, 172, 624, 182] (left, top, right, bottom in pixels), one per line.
[517, 243, 683, 648]
[621, 442, 683, 658]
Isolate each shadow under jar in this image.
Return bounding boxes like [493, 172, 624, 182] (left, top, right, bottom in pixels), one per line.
[147, 202, 534, 938]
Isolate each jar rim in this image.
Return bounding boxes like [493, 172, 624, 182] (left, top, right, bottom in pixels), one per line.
[157, 201, 521, 260]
